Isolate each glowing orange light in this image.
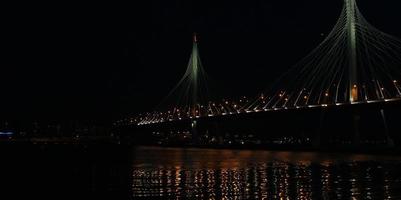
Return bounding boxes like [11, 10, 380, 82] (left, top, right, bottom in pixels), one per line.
[351, 86, 358, 102]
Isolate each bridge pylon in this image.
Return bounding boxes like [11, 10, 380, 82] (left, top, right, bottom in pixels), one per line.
[156, 33, 209, 120]
[345, 0, 358, 103]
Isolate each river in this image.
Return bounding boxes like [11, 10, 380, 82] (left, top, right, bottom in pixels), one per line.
[133, 146, 401, 199]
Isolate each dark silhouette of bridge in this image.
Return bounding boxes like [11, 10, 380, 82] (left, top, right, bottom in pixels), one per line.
[116, 0, 401, 149]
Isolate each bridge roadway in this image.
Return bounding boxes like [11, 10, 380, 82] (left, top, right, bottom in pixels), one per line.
[137, 98, 401, 127]
[120, 99, 401, 149]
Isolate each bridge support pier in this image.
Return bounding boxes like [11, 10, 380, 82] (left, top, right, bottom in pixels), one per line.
[313, 111, 325, 148]
[380, 109, 395, 148]
[191, 120, 199, 145]
[352, 113, 361, 147]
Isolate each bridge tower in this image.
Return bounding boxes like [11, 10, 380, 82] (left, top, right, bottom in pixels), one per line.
[190, 33, 200, 108]
[345, 0, 358, 103]
[156, 33, 208, 143]
[188, 33, 203, 144]
[160, 33, 208, 112]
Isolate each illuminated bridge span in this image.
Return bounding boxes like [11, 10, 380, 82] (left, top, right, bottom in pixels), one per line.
[117, 0, 401, 127]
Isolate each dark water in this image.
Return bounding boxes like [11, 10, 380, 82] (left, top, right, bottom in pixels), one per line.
[133, 146, 401, 199]
[3, 145, 401, 199]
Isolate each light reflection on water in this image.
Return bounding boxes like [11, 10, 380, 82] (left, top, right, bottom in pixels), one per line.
[133, 146, 401, 199]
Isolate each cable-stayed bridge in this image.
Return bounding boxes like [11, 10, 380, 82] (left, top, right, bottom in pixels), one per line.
[116, 0, 401, 148]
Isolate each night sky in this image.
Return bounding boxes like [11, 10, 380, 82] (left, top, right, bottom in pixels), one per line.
[3, 0, 401, 122]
